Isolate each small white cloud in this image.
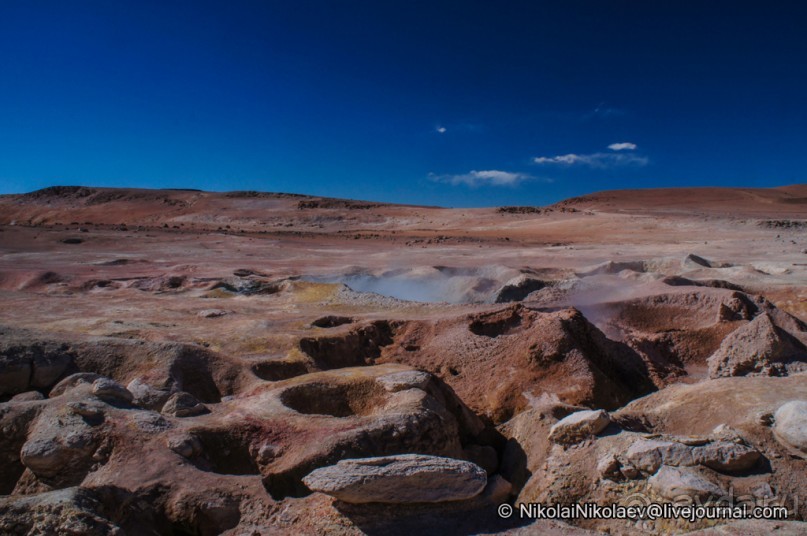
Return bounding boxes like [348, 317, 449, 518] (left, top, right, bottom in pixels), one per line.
[533, 154, 587, 165]
[533, 152, 647, 168]
[436, 126, 447, 134]
[429, 169, 534, 187]
[608, 142, 637, 151]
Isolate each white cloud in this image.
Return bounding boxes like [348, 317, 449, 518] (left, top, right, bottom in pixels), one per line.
[436, 126, 447, 134]
[533, 154, 588, 165]
[533, 152, 648, 168]
[430, 169, 534, 187]
[608, 142, 637, 151]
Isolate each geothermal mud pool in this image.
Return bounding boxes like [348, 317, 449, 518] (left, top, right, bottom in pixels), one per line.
[0, 186, 806, 535]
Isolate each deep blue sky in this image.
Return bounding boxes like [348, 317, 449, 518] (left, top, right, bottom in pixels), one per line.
[1, 1, 805, 207]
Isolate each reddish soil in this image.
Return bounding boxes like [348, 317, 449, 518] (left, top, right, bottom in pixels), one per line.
[0, 185, 805, 535]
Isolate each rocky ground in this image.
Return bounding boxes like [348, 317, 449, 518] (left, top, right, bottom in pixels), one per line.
[0, 185, 806, 535]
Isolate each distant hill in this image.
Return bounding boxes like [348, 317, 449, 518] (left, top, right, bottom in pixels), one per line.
[1, 185, 804, 231]
[554, 184, 807, 216]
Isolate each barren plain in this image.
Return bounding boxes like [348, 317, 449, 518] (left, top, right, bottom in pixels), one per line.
[1, 185, 806, 535]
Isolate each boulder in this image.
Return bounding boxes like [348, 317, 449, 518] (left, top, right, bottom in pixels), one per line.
[197, 309, 228, 318]
[624, 438, 760, 475]
[92, 378, 133, 404]
[127, 411, 170, 434]
[696, 440, 761, 472]
[302, 454, 487, 504]
[166, 434, 203, 459]
[773, 400, 807, 457]
[126, 378, 172, 410]
[597, 454, 622, 480]
[161, 392, 207, 417]
[625, 439, 696, 474]
[10, 391, 45, 402]
[0, 487, 120, 536]
[50, 373, 102, 397]
[20, 415, 99, 486]
[548, 409, 611, 444]
[708, 313, 807, 378]
[647, 465, 725, 501]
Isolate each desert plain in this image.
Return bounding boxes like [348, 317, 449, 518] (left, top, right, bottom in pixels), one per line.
[0, 184, 806, 535]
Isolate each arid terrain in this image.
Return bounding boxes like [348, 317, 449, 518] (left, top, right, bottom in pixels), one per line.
[1, 185, 806, 535]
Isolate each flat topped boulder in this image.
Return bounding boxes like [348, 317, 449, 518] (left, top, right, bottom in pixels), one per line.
[549, 409, 611, 444]
[648, 465, 725, 501]
[302, 454, 487, 504]
[773, 400, 807, 457]
[161, 392, 207, 417]
[625, 439, 696, 473]
[624, 437, 760, 475]
[92, 378, 133, 404]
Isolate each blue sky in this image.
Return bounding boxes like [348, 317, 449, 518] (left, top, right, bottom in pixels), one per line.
[1, 1, 805, 207]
